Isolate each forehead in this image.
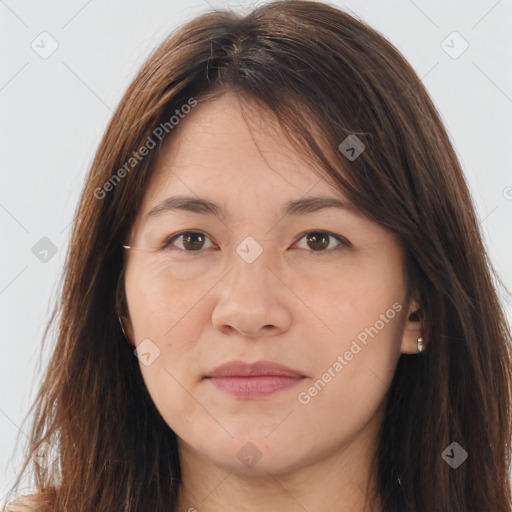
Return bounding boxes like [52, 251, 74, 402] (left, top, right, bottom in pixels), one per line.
[140, 92, 348, 215]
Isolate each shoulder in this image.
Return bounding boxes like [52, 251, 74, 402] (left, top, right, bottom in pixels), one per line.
[3, 494, 47, 512]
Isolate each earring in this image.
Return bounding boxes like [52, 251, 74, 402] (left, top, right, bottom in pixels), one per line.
[417, 336, 423, 353]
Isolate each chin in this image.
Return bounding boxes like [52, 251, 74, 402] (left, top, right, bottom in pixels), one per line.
[197, 434, 308, 476]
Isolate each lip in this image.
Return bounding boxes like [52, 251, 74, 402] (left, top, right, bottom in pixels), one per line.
[204, 360, 306, 398]
[206, 360, 304, 378]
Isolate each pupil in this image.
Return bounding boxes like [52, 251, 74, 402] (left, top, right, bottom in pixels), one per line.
[183, 233, 204, 250]
[307, 232, 328, 251]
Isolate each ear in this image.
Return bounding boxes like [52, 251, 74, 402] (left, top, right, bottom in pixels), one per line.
[400, 291, 424, 354]
[121, 315, 135, 347]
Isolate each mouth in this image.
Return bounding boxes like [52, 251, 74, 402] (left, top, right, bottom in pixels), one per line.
[204, 360, 306, 398]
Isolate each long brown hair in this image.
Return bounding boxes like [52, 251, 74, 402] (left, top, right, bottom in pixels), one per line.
[4, 1, 512, 510]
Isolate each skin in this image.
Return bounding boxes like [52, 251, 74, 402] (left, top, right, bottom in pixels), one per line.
[122, 92, 424, 512]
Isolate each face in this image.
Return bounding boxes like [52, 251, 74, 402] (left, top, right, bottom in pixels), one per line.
[123, 92, 421, 476]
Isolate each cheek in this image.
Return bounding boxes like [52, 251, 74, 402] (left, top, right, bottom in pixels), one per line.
[125, 260, 212, 340]
[294, 320, 401, 443]
[125, 262, 213, 379]
[294, 268, 405, 412]
[139, 359, 201, 438]
[127, 280, 208, 431]
[293, 262, 405, 348]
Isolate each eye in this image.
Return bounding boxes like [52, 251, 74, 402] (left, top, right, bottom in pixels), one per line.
[294, 231, 350, 255]
[161, 230, 349, 255]
[161, 231, 215, 252]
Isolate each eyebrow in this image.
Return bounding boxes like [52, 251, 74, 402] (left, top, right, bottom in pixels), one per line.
[145, 195, 360, 219]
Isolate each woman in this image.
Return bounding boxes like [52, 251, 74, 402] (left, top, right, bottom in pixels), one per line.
[4, 1, 512, 511]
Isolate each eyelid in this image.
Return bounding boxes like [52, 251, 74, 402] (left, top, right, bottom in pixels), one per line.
[161, 230, 350, 253]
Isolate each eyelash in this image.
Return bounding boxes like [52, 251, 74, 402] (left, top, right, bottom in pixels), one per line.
[160, 230, 350, 255]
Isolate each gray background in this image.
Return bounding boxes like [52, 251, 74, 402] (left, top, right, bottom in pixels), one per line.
[1, 0, 511, 500]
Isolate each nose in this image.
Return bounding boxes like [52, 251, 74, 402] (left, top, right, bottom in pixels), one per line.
[211, 249, 292, 338]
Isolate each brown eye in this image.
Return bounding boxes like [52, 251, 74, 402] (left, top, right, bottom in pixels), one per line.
[306, 232, 329, 251]
[163, 231, 213, 251]
[181, 232, 206, 251]
[161, 230, 349, 255]
[296, 231, 349, 254]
